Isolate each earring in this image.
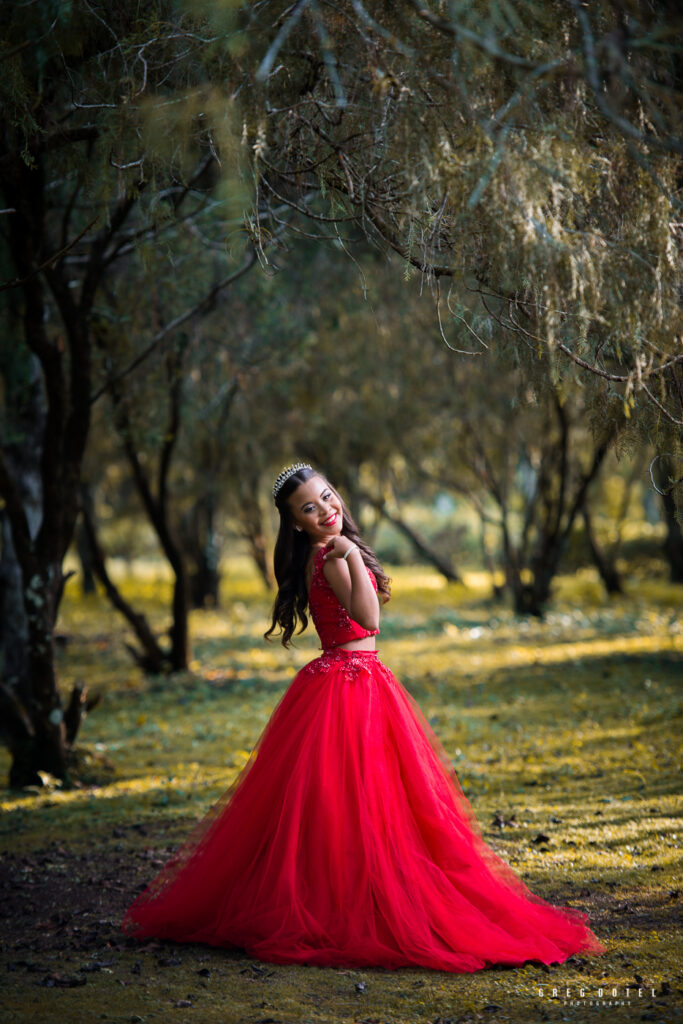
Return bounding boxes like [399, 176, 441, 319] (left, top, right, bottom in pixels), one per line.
[295, 525, 302, 532]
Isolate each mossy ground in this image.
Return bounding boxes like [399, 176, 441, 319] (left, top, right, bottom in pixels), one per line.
[1, 558, 681, 1023]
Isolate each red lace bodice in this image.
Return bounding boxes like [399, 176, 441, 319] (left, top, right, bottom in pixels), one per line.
[308, 546, 380, 650]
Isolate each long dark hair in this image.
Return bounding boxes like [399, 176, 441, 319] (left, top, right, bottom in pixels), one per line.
[264, 465, 391, 648]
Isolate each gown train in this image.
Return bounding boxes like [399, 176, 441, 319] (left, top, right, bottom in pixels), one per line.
[121, 647, 606, 971]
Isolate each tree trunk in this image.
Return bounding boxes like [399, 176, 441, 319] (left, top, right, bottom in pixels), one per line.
[511, 582, 547, 618]
[236, 492, 273, 590]
[506, 426, 616, 617]
[190, 556, 221, 608]
[180, 494, 222, 608]
[0, 540, 68, 787]
[0, 474, 31, 717]
[79, 495, 169, 673]
[477, 512, 505, 599]
[168, 552, 191, 671]
[0, 341, 71, 785]
[364, 496, 461, 582]
[23, 616, 68, 782]
[653, 456, 683, 583]
[244, 527, 273, 589]
[107, 344, 191, 672]
[0, 144, 99, 787]
[75, 482, 97, 595]
[582, 505, 623, 594]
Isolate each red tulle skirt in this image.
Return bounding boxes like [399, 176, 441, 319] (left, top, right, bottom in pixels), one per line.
[121, 648, 606, 971]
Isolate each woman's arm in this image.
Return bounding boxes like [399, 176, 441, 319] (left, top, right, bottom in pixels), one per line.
[322, 539, 380, 631]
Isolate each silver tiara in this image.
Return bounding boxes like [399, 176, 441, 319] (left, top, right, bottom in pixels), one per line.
[272, 462, 313, 499]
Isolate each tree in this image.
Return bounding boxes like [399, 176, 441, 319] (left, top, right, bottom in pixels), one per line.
[383, 308, 623, 615]
[575, 447, 652, 596]
[232, 0, 682, 454]
[651, 454, 683, 582]
[0, 1, 258, 785]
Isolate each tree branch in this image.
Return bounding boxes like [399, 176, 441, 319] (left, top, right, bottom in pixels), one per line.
[0, 216, 99, 295]
[569, 0, 683, 157]
[89, 247, 258, 403]
[407, 0, 543, 69]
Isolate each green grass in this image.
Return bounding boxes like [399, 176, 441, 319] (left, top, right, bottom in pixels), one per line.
[1, 558, 681, 1023]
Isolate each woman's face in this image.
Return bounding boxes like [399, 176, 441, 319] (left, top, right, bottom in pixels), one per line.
[287, 475, 343, 543]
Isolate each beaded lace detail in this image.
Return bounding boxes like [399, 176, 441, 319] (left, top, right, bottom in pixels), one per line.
[308, 547, 380, 650]
[301, 648, 381, 681]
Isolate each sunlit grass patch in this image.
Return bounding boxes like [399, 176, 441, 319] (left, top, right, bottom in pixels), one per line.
[1, 558, 680, 1023]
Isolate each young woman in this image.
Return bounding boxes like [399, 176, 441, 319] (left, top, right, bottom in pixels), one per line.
[121, 463, 606, 971]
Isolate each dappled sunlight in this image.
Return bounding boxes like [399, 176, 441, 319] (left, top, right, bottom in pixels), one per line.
[388, 629, 681, 677]
[0, 764, 240, 816]
[1, 559, 680, 1022]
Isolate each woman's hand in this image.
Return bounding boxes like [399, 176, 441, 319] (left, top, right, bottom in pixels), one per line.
[323, 536, 358, 560]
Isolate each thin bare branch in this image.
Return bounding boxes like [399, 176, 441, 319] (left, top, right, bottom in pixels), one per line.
[0, 216, 100, 294]
[569, 0, 683, 156]
[89, 248, 258, 403]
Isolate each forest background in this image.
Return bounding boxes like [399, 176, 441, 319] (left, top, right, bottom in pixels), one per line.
[0, 2, 681, 1022]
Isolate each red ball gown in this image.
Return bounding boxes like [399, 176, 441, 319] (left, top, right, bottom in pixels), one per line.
[121, 546, 606, 970]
